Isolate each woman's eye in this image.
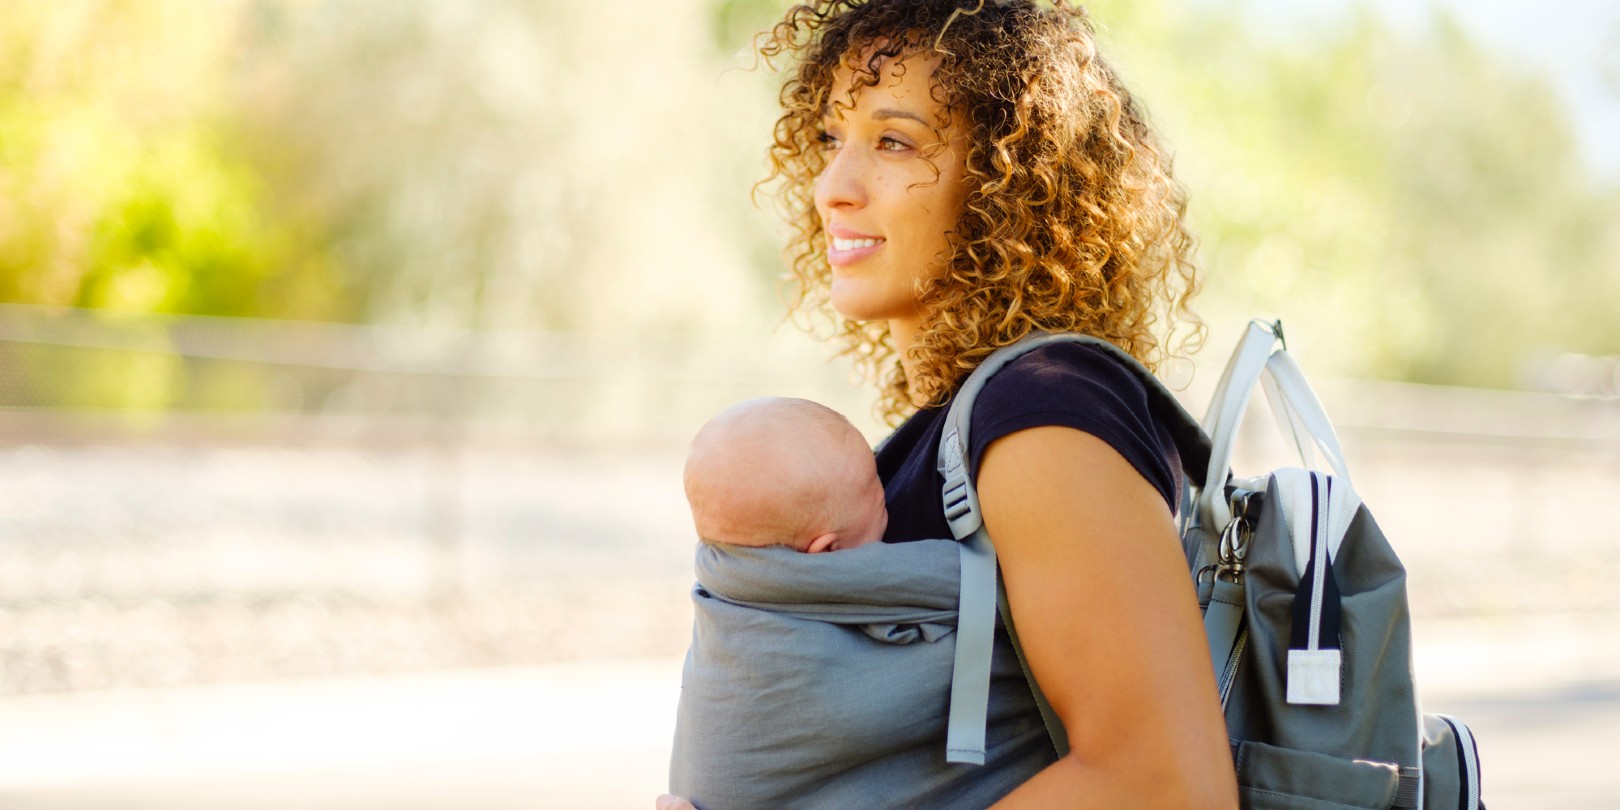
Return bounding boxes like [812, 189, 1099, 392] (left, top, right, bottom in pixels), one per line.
[814, 130, 909, 153]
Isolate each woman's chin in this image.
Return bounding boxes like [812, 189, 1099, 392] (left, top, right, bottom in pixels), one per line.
[830, 303, 886, 324]
[828, 284, 889, 324]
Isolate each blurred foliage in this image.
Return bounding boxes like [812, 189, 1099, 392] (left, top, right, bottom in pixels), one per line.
[0, 1, 347, 321]
[1, 0, 776, 335]
[222, 0, 778, 333]
[1086, 0, 1620, 386]
[0, 0, 1617, 395]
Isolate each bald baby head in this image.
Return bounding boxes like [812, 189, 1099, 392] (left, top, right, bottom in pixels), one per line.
[684, 397, 887, 553]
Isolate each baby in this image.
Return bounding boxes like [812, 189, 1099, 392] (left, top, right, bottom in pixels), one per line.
[683, 397, 887, 553]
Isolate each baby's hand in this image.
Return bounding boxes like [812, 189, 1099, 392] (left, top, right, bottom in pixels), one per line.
[655, 794, 697, 810]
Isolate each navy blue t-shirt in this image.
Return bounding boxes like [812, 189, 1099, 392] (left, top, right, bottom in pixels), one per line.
[877, 342, 1181, 543]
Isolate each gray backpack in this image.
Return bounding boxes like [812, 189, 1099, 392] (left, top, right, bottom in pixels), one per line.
[939, 323, 1483, 809]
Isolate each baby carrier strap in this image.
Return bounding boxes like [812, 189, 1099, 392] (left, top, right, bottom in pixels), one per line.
[939, 331, 1209, 765]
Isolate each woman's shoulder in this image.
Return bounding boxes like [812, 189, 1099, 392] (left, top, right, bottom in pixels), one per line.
[972, 340, 1153, 429]
[968, 338, 1178, 508]
[994, 339, 1143, 381]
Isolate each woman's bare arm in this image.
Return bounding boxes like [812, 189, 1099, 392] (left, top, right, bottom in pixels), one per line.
[981, 426, 1236, 809]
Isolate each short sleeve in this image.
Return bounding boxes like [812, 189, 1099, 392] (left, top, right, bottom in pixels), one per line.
[965, 342, 1181, 511]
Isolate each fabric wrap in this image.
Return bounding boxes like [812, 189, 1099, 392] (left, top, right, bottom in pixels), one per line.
[669, 540, 1056, 809]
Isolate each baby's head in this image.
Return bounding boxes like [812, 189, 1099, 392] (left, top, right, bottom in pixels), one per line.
[683, 397, 887, 553]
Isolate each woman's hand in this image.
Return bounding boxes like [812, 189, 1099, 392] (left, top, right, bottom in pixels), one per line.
[655, 794, 697, 810]
[978, 426, 1237, 809]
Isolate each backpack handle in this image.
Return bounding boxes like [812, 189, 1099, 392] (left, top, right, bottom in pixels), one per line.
[1198, 321, 1352, 532]
[1198, 320, 1284, 531]
[1262, 351, 1352, 489]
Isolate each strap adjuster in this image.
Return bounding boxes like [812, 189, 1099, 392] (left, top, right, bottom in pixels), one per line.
[938, 429, 983, 540]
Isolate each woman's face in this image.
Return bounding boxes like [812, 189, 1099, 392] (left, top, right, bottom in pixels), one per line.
[813, 53, 968, 341]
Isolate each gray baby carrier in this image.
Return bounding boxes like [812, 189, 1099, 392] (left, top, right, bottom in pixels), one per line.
[668, 539, 1056, 808]
[670, 326, 1482, 809]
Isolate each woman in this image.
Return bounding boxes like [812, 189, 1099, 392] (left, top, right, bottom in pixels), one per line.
[666, 1, 1236, 805]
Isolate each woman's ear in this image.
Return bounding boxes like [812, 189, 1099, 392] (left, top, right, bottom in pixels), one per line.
[805, 533, 840, 554]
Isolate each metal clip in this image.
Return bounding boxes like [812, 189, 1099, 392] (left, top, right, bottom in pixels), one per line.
[1215, 493, 1256, 583]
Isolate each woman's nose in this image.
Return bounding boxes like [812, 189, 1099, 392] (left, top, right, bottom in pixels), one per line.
[814, 147, 867, 213]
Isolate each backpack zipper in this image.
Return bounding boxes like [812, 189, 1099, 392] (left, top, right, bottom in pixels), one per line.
[1218, 626, 1247, 707]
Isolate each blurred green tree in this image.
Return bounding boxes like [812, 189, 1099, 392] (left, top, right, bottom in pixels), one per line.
[227, 0, 777, 333]
[1088, 0, 1620, 385]
[0, 0, 349, 321]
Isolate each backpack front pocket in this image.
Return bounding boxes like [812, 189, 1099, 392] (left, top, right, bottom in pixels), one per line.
[1234, 739, 1401, 809]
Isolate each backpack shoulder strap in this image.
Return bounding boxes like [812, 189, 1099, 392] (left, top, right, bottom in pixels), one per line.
[939, 332, 1209, 540]
[938, 331, 1209, 763]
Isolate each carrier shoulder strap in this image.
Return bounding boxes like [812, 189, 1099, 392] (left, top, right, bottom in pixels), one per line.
[939, 332, 1209, 763]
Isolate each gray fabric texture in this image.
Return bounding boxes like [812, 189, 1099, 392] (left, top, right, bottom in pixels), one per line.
[669, 540, 1055, 809]
[1178, 324, 1483, 808]
[1223, 483, 1419, 777]
[1185, 448, 1483, 806]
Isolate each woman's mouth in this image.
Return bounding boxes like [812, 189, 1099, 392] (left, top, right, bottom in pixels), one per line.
[828, 235, 885, 266]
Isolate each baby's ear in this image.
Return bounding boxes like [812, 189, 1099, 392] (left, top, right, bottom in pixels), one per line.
[805, 533, 840, 554]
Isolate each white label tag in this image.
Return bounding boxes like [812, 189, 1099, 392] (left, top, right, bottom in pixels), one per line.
[1287, 649, 1342, 705]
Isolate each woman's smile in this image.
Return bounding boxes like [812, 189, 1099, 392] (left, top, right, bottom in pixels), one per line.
[826, 228, 886, 266]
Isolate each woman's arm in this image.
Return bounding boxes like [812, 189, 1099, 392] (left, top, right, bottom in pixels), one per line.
[980, 426, 1237, 809]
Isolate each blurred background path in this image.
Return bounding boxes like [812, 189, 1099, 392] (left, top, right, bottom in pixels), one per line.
[0, 617, 1617, 809]
[0, 441, 1617, 808]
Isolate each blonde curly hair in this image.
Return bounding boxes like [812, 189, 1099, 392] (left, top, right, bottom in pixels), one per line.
[758, 0, 1202, 423]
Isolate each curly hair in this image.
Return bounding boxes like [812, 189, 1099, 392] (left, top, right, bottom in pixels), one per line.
[757, 0, 1202, 423]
